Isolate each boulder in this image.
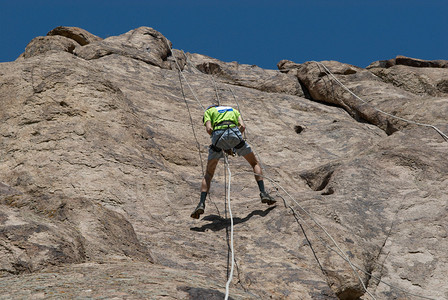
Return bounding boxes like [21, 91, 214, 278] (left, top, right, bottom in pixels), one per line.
[367, 57, 448, 97]
[0, 204, 86, 275]
[186, 53, 304, 97]
[23, 35, 79, 58]
[47, 26, 102, 46]
[291, 60, 448, 134]
[74, 27, 172, 69]
[277, 59, 302, 72]
[369, 64, 448, 97]
[395, 55, 448, 68]
[367, 55, 448, 69]
[0, 183, 85, 275]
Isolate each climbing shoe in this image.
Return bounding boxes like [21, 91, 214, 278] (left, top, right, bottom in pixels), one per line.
[190, 202, 205, 219]
[260, 192, 276, 205]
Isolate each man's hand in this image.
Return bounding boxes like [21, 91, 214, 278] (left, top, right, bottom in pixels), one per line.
[205, 120, 213, 136]
[238, 116, 246, 134]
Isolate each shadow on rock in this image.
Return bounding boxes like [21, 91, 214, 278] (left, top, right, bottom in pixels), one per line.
[178, 286, 234, 300]
[190, 206, 276, 232]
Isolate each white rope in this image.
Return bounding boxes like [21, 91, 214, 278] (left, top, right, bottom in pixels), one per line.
[163, 38, 206, 111]
[166, 40, 226, 216]
[224, 155, 235, 300]
[228, 87, 249, 141]
[176, 70, 205, 176]
[211, 74, 221, 106]
[311, 61, 448, 142]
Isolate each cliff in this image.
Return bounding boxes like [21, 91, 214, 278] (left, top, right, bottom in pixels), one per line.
[0, 26, 447, 299]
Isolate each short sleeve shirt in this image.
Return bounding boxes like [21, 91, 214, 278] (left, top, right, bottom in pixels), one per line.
[203, 106, 240, 130]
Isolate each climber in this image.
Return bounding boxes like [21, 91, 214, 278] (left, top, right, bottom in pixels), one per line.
[191, 105, 276, 219]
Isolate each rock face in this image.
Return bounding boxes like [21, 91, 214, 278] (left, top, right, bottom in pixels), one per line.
[1, 27, 447, 299]
[367, 56, 448, 97]
[186, 53, 304, 97]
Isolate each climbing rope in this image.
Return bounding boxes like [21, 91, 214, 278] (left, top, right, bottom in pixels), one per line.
[228, 87, 248, 141]
[211, 74, 221, 106]
[166, 39, 225, 216]
[164, 38, 206, 111]
[223, 154, 235, 300]
[177, 71, 205, 176]
[312, 61, 448, 142]
[164, 39, 239, 297]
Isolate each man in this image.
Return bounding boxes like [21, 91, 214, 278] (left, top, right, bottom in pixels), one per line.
[191, 105, 276, 219]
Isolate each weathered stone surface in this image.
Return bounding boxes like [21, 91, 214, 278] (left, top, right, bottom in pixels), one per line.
[0, 203, 86, 275]
[74, 26, 172, 69]
[367, 55, 448, 70]
[365, 58, 396, 69]
[22, 35, 79, 58]
[277, 59, 302, 72]
[0, 183, 86, 275]
[368, 63, 448, 97]
[292, 60, 448, 135]
[0, 27, 447, 299]
[47, 26, 102, 46]
[186, 53, 304, 97]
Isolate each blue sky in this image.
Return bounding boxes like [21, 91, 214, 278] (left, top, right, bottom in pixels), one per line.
[1, 0, 447, 69]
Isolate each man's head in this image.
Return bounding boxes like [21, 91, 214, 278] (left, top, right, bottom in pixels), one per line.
[205, 104, 219, 111]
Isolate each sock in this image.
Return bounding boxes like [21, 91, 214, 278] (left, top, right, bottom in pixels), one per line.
[257, 180, 265, 193]
[200, 192, 207, 204]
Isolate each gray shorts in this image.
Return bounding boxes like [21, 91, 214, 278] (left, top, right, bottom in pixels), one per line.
[208, 127, 252, 160]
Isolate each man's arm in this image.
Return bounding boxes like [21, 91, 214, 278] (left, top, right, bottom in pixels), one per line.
[237, 116, 246, 134]
[205, 120, 213, 135]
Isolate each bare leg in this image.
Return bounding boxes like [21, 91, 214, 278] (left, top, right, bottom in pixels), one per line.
[244, 152, 276, 205]
[243, 152, 262, 181]
[201, 158, 219, 192]
[191, 158, 220, 219]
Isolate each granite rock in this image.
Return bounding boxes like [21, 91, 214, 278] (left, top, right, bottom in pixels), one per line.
[0, 26, 447, 299]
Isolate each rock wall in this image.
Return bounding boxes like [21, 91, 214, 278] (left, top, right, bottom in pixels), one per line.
[1, 27, 447, 299]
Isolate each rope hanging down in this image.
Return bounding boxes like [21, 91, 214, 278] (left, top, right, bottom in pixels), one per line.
[312, 61, 448, 142]
[177, 71, 205, 176]
[223, 154, 235, 300]
[168, 40, 227, 215]
[164, 38, 205, 111]
[164, 39, 238, 297]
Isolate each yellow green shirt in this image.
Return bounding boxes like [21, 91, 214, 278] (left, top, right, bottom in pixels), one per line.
[203, 106, 240, 130]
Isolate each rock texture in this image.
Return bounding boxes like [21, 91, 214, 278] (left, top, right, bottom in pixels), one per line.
[186, 53, 304, 97]
[47, 26, 103, 46]
[1, 27, 447, 299]
[74, 26, 172, 69]
[367, 56, 448, 97]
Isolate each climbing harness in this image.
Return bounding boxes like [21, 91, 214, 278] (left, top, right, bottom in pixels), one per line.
[209, 121, 246, 155]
